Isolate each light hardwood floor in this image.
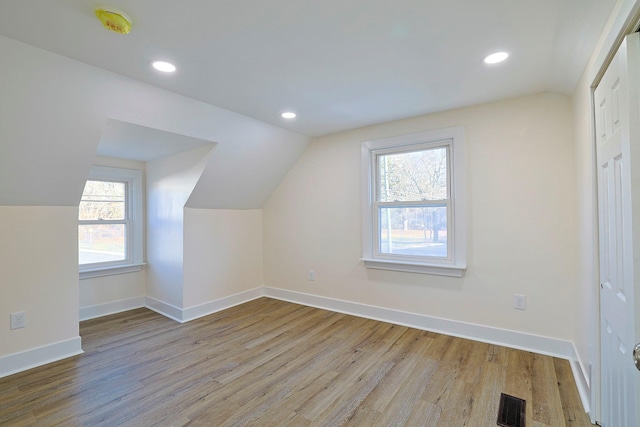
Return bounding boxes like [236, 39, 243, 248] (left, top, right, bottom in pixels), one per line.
[0, 298, 593, 426]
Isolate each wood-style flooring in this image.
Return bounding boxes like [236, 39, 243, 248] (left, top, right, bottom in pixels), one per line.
[0, 298, 593, 426]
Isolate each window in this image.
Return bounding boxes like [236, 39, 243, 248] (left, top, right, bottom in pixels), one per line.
[361, 127, 466, 277]
[79, 166, 143, 279]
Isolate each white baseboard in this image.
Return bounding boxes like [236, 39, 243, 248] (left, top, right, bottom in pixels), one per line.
[570, 344, 592, 416]
[34, 287, 589, 414]
[79, 296, 146, 321]
[182, 287, 264, 322]
[80, 288, 580, 362]
[263, 287, 576, 360]
[263, 287, 593, 413]
[145, 287, 265, 323]
[2, 287, 263, 378]
[0, 336, 83, 379]
[144, 296, 184, 322]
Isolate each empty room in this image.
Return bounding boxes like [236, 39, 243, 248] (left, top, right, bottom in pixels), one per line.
[2, 0, 640, 426]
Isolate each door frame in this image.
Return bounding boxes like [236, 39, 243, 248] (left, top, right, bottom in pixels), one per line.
[587, 1, 640, 423]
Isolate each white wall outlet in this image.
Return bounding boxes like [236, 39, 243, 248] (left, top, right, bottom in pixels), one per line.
[514, 294, 527, 310]
[308, 270, 316, 281]
[10, 311, 26, 330]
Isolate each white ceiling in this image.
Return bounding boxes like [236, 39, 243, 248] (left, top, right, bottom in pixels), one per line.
[0, 0, 617, 137]
[98, 120, 216, 162]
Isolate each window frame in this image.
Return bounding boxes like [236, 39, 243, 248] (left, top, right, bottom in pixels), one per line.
[361, 126, 467, 277]
[79, 166, 144, 279]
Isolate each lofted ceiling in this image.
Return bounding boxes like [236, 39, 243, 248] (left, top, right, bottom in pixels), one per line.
[0, 0, 617, 137]
[98, 120, 216, 162]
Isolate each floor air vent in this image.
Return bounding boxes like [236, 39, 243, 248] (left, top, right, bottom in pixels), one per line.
[497, 393, 526, 427]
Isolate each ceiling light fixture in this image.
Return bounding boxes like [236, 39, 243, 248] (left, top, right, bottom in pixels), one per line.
[483, 51, 509, 64]
[281, 112, 297, 119]
[151, 61, 176, 73]
[95, 8, 132, 35]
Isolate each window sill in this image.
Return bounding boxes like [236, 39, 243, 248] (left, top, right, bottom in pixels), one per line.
[79, 263, 146, 280]
[361, 258, 465, 277]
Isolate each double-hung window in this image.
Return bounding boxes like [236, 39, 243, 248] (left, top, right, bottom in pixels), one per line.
[79, 166, 143, 278]
[361, 127, 466, 277]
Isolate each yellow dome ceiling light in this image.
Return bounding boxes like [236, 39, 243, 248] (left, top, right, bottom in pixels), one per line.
[95, 8, 132, 35]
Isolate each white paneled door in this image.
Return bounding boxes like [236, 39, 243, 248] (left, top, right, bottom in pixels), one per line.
[595, 32, 640, 426]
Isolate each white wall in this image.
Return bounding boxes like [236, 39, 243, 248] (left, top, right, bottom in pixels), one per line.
[80, 158, 266, 320]
[0, 207, 80, 355]
[146, 146, 213, 308]
[0, 34, 307, 372]
[571, 70, 600, 399]
[79, 156, 147, 314]
[184, 208, 263, 308]
[264, 92, 578, 341]
[79, 273, 146, 313]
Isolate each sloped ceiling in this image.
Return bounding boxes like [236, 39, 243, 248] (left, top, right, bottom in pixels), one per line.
[0, 36, 308, 208]
[0, 0, 618, 137]
[98, 120, 216, 162]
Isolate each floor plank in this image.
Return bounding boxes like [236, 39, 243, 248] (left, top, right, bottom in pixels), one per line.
[0, 298, 594, 426]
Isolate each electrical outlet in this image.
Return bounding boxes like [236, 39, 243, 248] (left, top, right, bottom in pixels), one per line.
[10, 311, 26, 330]
[308, 270, 316, 281]
[514, 294, 527, 311]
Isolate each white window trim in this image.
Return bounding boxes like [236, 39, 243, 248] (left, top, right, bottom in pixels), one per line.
[79, 166, 144, 280]
[79, 263, 145, 280]
[360, 126, 467, 277]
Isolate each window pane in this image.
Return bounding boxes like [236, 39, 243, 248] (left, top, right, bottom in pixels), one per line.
[378, 147, 447, 202]
[379, 206, 447, 257]
[79, 180, 126, 220]
[79, 224, 126, 265]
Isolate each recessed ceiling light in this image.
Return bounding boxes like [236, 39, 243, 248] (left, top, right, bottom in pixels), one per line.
[151, 61, 176, 73]
[281, 112, 296, 119]
[483, 52, 509, 64]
